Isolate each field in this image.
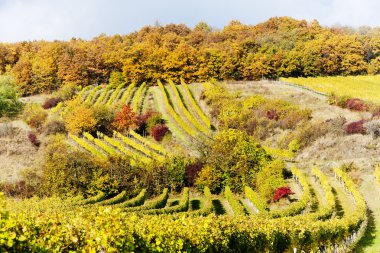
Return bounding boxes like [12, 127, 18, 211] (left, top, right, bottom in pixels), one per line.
[281, 75, 380, 104]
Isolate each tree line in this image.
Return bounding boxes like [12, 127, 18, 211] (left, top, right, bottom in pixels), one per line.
[2, 16, 380, 96]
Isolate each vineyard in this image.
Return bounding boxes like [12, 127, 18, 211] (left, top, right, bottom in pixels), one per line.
[2, 11, 380, 252]
[1, 166, 370, 252]
[281, 75, 380, 104]
[64, 80, 214, 161]
[2, 78, 380, 252]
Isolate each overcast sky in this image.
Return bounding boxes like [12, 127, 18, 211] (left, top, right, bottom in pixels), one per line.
[0, 0, 378, 42]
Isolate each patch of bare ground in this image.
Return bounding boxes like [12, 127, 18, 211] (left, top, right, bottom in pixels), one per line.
[0, 120, 39, 182]
[19, 93, 50, 105]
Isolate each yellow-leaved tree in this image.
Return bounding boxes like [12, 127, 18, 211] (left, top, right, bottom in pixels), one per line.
[63, 97, 97, 134]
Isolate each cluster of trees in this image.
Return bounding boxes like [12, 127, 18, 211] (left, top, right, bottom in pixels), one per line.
[1, 17, 380, 96]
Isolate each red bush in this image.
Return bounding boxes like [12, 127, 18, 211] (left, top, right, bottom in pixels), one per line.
[185, 162, 203, 186]
[28, 132, 40, 147]
[112, 105, 138, 132]
[266, 110, 279, 120]
[42, 97, 62, 109]
[346, 120, 366, 135]
[151, 124, 169, 141]
[346, 98, 368, 111]
[273, 186, 294, 202]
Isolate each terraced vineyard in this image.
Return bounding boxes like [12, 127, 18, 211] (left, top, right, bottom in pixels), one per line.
[4, 79, 377, 252]
[281, 75, 380, 103]
[3, 167, 369, 252]
[69, 81, 214, 159]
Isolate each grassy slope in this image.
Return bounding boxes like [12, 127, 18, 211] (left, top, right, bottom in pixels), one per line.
[282, 75, 380, 104]
[149, 86, 194, 152]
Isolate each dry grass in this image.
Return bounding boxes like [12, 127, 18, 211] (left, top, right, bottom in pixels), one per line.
[295, 134, 380, 171]
[226, 80, 371, 123]
[0, 120, 39, 182]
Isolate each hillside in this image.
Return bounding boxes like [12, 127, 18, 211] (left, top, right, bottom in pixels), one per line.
[0, 77, 379, 251]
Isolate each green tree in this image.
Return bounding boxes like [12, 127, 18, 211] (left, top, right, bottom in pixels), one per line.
[196, 129, 271, 193]
[0, 75, 22, 117]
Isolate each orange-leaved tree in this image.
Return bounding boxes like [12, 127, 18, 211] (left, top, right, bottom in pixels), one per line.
[112, 105, 138, 133]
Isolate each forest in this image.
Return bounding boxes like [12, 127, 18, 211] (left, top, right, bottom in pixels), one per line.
[2, 16, 380, 96]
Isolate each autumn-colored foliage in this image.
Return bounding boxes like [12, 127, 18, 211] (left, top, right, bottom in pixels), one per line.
[0, 17, 379, 95]
[266, 110, 279, 120]
[28, 132, 40, 147]
[112, 105, 138, 133]
[346, 98, 368, 111]
[22, 103, 48, 129]
[346, 120, 366, 135]
[42, 97, 62, 109]
[273, 186, 294, 202]
[151, 124, 169, 141]
[63, 98, 97, 134]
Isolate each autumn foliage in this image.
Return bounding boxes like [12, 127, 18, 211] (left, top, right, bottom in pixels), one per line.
[346, 120, 366, 134]
[63, 98, 97, 134]
[346, 98, 368, 111]
[1, 17, 380, 96]
[28, 132, 41, 147]
[273, 187, 294, 202]
[112, 105, 138, 132]
[151, 124, 169, 141]
[42, 97, 62, 109]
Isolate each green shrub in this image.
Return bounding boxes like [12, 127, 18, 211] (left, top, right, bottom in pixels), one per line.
[196, 129, 271, 193]
[0, 75, 22, 117]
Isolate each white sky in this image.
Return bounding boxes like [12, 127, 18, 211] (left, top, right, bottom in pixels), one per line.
[0, 0, 378, 42]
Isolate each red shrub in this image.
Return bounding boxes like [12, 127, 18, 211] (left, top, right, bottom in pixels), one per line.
[135, 110, 162, 133]
[185, 162, 203, 186]
[273, 186, 294, 202]
[346, 120, 366, 135]
[346, 98, 368, 111]
[151, 124, 169, 141]
[112, 105, 138, 132]
[266, 110, 279, 120]
[28, 132, 40, 147]
[42, 97, 62, 109]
